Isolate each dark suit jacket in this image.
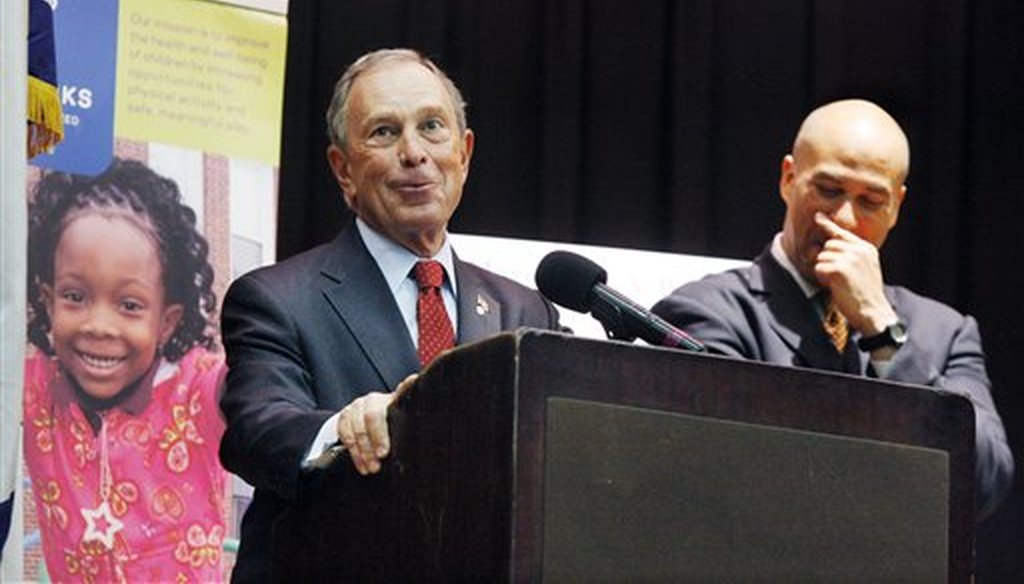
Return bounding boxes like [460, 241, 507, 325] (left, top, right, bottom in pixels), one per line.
[219, 223, 561, 581]
[652, 246, 1013, 519]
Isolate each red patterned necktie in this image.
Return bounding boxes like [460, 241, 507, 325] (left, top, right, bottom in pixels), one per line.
[414, 260, 455, 366]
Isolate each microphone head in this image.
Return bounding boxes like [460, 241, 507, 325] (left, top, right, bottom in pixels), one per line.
[534, 251, 608, 312]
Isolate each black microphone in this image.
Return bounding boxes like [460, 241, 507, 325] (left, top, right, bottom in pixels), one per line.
[535, 250, 704, 352]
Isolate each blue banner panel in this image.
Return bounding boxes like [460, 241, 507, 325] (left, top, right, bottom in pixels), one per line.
[32, 0, 119, 176]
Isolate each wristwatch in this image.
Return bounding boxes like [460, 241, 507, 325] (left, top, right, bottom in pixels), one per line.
[857, 321, 908, 352]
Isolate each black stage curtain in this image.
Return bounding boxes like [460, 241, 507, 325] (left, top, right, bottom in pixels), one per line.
[277, 1, 1024, 580]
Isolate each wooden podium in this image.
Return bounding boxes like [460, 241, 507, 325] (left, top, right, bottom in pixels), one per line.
[271, 329, 974, 582]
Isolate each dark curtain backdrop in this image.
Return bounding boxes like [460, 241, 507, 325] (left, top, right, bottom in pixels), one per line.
[277, 1, 1024, 580]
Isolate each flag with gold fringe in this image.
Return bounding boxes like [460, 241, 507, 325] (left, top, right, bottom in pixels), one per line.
[27, 0, 63, 158]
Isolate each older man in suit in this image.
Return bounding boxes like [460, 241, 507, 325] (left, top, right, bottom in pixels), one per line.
[219, 49, 561, 582]
[653, 99, 1013, 520]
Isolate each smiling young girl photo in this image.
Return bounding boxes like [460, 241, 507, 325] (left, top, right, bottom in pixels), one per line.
[23, 158, 228, 582]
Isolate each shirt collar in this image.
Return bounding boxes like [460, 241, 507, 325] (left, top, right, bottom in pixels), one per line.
[770, 232, 820, 300]
[356, 217, 457, 295]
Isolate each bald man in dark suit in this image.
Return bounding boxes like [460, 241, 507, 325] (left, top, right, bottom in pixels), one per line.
[653, 99, 1013, 519]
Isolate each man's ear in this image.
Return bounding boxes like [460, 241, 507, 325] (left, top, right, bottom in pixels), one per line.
[779, 154, 796, 204]
[889, 184, 907, 228]
[327, 144, 357, 210]
[459, 129, 475, 174]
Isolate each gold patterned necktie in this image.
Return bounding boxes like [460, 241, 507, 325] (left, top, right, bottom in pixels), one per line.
[821, 299, 849, 353]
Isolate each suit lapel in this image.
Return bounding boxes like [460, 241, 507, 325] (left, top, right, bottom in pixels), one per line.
[320, 226, 420, 389]
[751, 250, 855, 372]
[453, 258, 502, 343]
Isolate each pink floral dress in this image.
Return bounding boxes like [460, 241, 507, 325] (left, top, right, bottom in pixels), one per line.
[23, 346, 228, 583]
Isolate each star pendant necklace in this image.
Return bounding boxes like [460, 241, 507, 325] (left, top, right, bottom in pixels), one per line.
[80, 412, 124, 550]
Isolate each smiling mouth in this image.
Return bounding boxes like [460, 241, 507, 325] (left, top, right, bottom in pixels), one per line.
[76, 350, 127, 371]
[394, 181, 433, 192]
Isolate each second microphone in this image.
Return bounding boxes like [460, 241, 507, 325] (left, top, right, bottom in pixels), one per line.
[535, 250, 705, 352]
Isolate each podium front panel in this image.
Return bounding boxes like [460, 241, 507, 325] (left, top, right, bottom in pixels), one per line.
[541, 397, 949, 582]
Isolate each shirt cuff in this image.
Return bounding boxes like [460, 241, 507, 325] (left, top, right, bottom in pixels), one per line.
[870, 358, 893, 378]
[302, 411, 344, 470]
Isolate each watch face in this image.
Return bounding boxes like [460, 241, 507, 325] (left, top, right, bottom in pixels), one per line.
[857, 321, 908, 351]
[890, 322, 908, 345]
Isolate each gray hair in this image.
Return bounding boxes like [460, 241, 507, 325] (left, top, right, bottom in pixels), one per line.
[325, 48, 468, 150]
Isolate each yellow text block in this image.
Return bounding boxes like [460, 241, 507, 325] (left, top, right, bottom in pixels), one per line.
[116, 0, 287, 164]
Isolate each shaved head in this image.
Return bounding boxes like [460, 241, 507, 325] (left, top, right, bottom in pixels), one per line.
[792, 99, 910, 189]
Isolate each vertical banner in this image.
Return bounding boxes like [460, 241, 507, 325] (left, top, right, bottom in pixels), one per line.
[21, 1, 286, 580]
[2, 2, 29, 580]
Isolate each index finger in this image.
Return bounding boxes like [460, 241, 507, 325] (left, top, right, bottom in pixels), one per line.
[814, 212, 857, 242]
[363, 397, 392, 459]
[392, 373, 419, 402]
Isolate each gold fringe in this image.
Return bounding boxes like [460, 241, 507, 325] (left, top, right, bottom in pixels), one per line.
[27, 75, 64, 158]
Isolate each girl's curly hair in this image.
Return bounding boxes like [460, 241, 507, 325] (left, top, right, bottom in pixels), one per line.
[27, 158, 217, 362]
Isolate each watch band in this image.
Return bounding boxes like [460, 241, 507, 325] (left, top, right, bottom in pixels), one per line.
[857, 321, 908, 352]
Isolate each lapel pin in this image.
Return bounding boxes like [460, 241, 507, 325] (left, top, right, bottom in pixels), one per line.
[475, 294, 490, 316]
